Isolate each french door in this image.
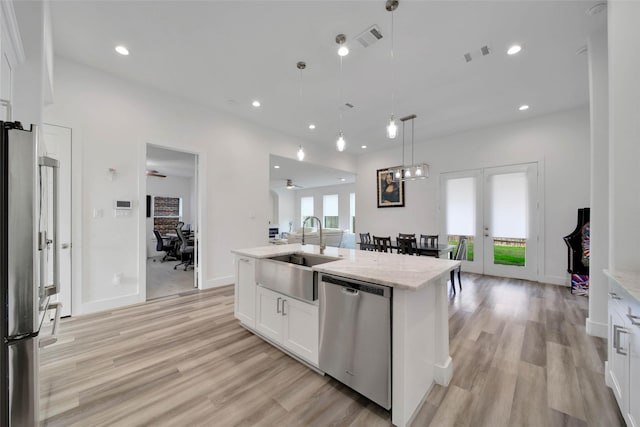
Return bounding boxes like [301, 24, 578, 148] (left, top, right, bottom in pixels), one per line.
[442, 162, 539, 281]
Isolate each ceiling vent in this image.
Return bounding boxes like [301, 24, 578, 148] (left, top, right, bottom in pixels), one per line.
[355, 25, 383, 48]
[339, 102, 354, 112]
[463, 45, 492, 63]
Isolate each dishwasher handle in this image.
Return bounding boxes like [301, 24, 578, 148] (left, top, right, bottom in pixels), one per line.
[321, 274, 391, 298]
[342, 287, 359, 296]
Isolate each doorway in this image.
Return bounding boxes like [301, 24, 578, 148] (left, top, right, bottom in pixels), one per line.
[441, 162, 539, 281]
[145, 144, 199, 300]
[42, 124, 72, 317]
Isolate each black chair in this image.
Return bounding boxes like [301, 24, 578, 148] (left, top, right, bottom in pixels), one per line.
[397, 235, 417, 255]
[420, 234, 439, 247]
[450, 236, 468, 294]
[174, 225, 194, 271]
[359, 232, 373, 250]
[154, 230, 177, 262]
[373, 236, 393, 253]
[398, 233, 415, 238]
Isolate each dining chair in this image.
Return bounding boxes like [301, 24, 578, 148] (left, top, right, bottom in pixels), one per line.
[397, 235, 418, 255]
[398, 233, 415, 238]
[359, 232, 373, 250]
[450, 236, 468, 294]
[420, 234, 439, 247]
[373, 235, 393, 253]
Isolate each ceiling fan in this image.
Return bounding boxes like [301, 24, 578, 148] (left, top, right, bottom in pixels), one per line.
[285, 179, 303, 190]
[146, 169, 167, 178]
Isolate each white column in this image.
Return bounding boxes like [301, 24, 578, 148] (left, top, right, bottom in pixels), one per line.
[586, 28, 609, 338]
[608, 1, 640, 272]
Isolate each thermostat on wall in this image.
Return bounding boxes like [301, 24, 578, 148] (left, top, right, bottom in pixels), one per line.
[114, 200, 133, 210]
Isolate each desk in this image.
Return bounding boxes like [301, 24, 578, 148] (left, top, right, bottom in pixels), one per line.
[358, 241, 454, 259]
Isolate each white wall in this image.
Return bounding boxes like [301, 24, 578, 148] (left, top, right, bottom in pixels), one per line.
[273, 188, 295, 235]
[608, 1, 640, 273]
[43, 58, 357, 314]
[146, 174, 194, 257]
[290, 183, 356, 231]
[356, 107, 590, 285]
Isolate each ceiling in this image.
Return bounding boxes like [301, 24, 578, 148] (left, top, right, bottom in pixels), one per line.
[269, 154, 356, 190]
[51, 0, 605, 164]
[146, 145, 196, 178]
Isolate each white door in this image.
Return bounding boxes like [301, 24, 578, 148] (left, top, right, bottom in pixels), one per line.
[192, 154, 199, 288]
[282, 297, 318, 364]
[442, 162, 538, 281]
[43, 124, 72, 317]
[483, 163, 538, 280]
[255, 286, 283, 343]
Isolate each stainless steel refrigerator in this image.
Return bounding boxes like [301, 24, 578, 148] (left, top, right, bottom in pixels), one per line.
[1, 121, 60, 426]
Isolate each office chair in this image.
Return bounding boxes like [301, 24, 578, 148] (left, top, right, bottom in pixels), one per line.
[154, 230, 177, 262]
[174, 226, 194, 271]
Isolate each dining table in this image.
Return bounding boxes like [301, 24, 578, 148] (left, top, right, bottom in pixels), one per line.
[358, 241, 455, 259]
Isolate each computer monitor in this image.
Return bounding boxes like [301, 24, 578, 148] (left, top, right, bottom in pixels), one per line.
[268, 227, 279, 239]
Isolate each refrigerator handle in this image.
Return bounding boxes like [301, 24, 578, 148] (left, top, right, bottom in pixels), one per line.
[39, 156, 60, 297]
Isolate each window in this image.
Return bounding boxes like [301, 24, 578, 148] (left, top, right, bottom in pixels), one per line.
[349, 192, 356, 233]
[153, 196, 182, 235]
[300, 196, 314, 227]
[323, 194, 339, 229]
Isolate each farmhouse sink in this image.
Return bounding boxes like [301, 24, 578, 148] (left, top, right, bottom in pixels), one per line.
[256, 253, 340, 302]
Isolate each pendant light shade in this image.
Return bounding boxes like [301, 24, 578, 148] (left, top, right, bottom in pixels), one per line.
[336, 132, 346, 152]
[386, 116, 398, 139]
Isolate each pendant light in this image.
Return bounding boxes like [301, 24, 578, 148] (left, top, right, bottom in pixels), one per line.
[296, 61, 306, 161]
[335, 34, 347, 152]
[392, 114, 429, 181]
[386, 0, 399, 139]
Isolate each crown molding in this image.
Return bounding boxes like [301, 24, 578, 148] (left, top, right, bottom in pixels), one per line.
[1, 0, 26, 64]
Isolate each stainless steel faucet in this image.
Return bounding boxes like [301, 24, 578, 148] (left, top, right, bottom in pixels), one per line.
[302, 216, 325, 254]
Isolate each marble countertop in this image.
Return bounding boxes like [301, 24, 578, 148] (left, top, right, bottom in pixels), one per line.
[604, 270, 640, 303]
[232, 244, 460, 291]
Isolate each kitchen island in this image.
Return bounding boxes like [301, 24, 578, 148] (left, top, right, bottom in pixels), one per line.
[231, 244, 459, 427]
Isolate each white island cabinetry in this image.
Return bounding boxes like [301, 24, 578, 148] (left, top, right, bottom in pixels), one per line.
[605, 270, 640, 427]
[256, 286, 319, 365]
[234, 256, 256, 328]
[232, 244, 459, 427]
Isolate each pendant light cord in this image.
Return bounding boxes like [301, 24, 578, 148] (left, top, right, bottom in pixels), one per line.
[411, 117, 415, 165]
[339, 55, 344, 130]
[401, 119, 406, 167]
[390, 9, 395, 115]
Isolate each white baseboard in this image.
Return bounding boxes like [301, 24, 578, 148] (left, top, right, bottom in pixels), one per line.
[204, 275, 234, 289]
[605, 361, 612, 388]
[434, 356, 453, 386]
[539, 275, 568, 286]
[586, 317, 608, 338]
[77, 293, 143, 315]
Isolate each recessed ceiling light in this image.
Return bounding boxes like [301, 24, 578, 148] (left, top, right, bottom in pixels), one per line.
[274, 165, 280, 169]
[519, 104, 530, 111]
[115, 45, 129, 56]
[340, 178, 346, 182]
[252, 100, 261, 107]
[308, 124, 316, 130]
[507, 45, 522, 55]
[361, 145, 367, 149]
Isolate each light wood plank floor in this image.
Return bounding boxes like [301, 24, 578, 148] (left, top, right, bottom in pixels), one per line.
[40, 274, 624, 426]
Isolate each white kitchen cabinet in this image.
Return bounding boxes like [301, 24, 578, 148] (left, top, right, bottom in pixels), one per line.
[606, 273, 640, 427]
[255, 285, 319, 365]
[234, 256, 256, 328]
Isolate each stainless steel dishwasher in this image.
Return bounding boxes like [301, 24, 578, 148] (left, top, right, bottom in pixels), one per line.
[318, 274, 392, 410]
